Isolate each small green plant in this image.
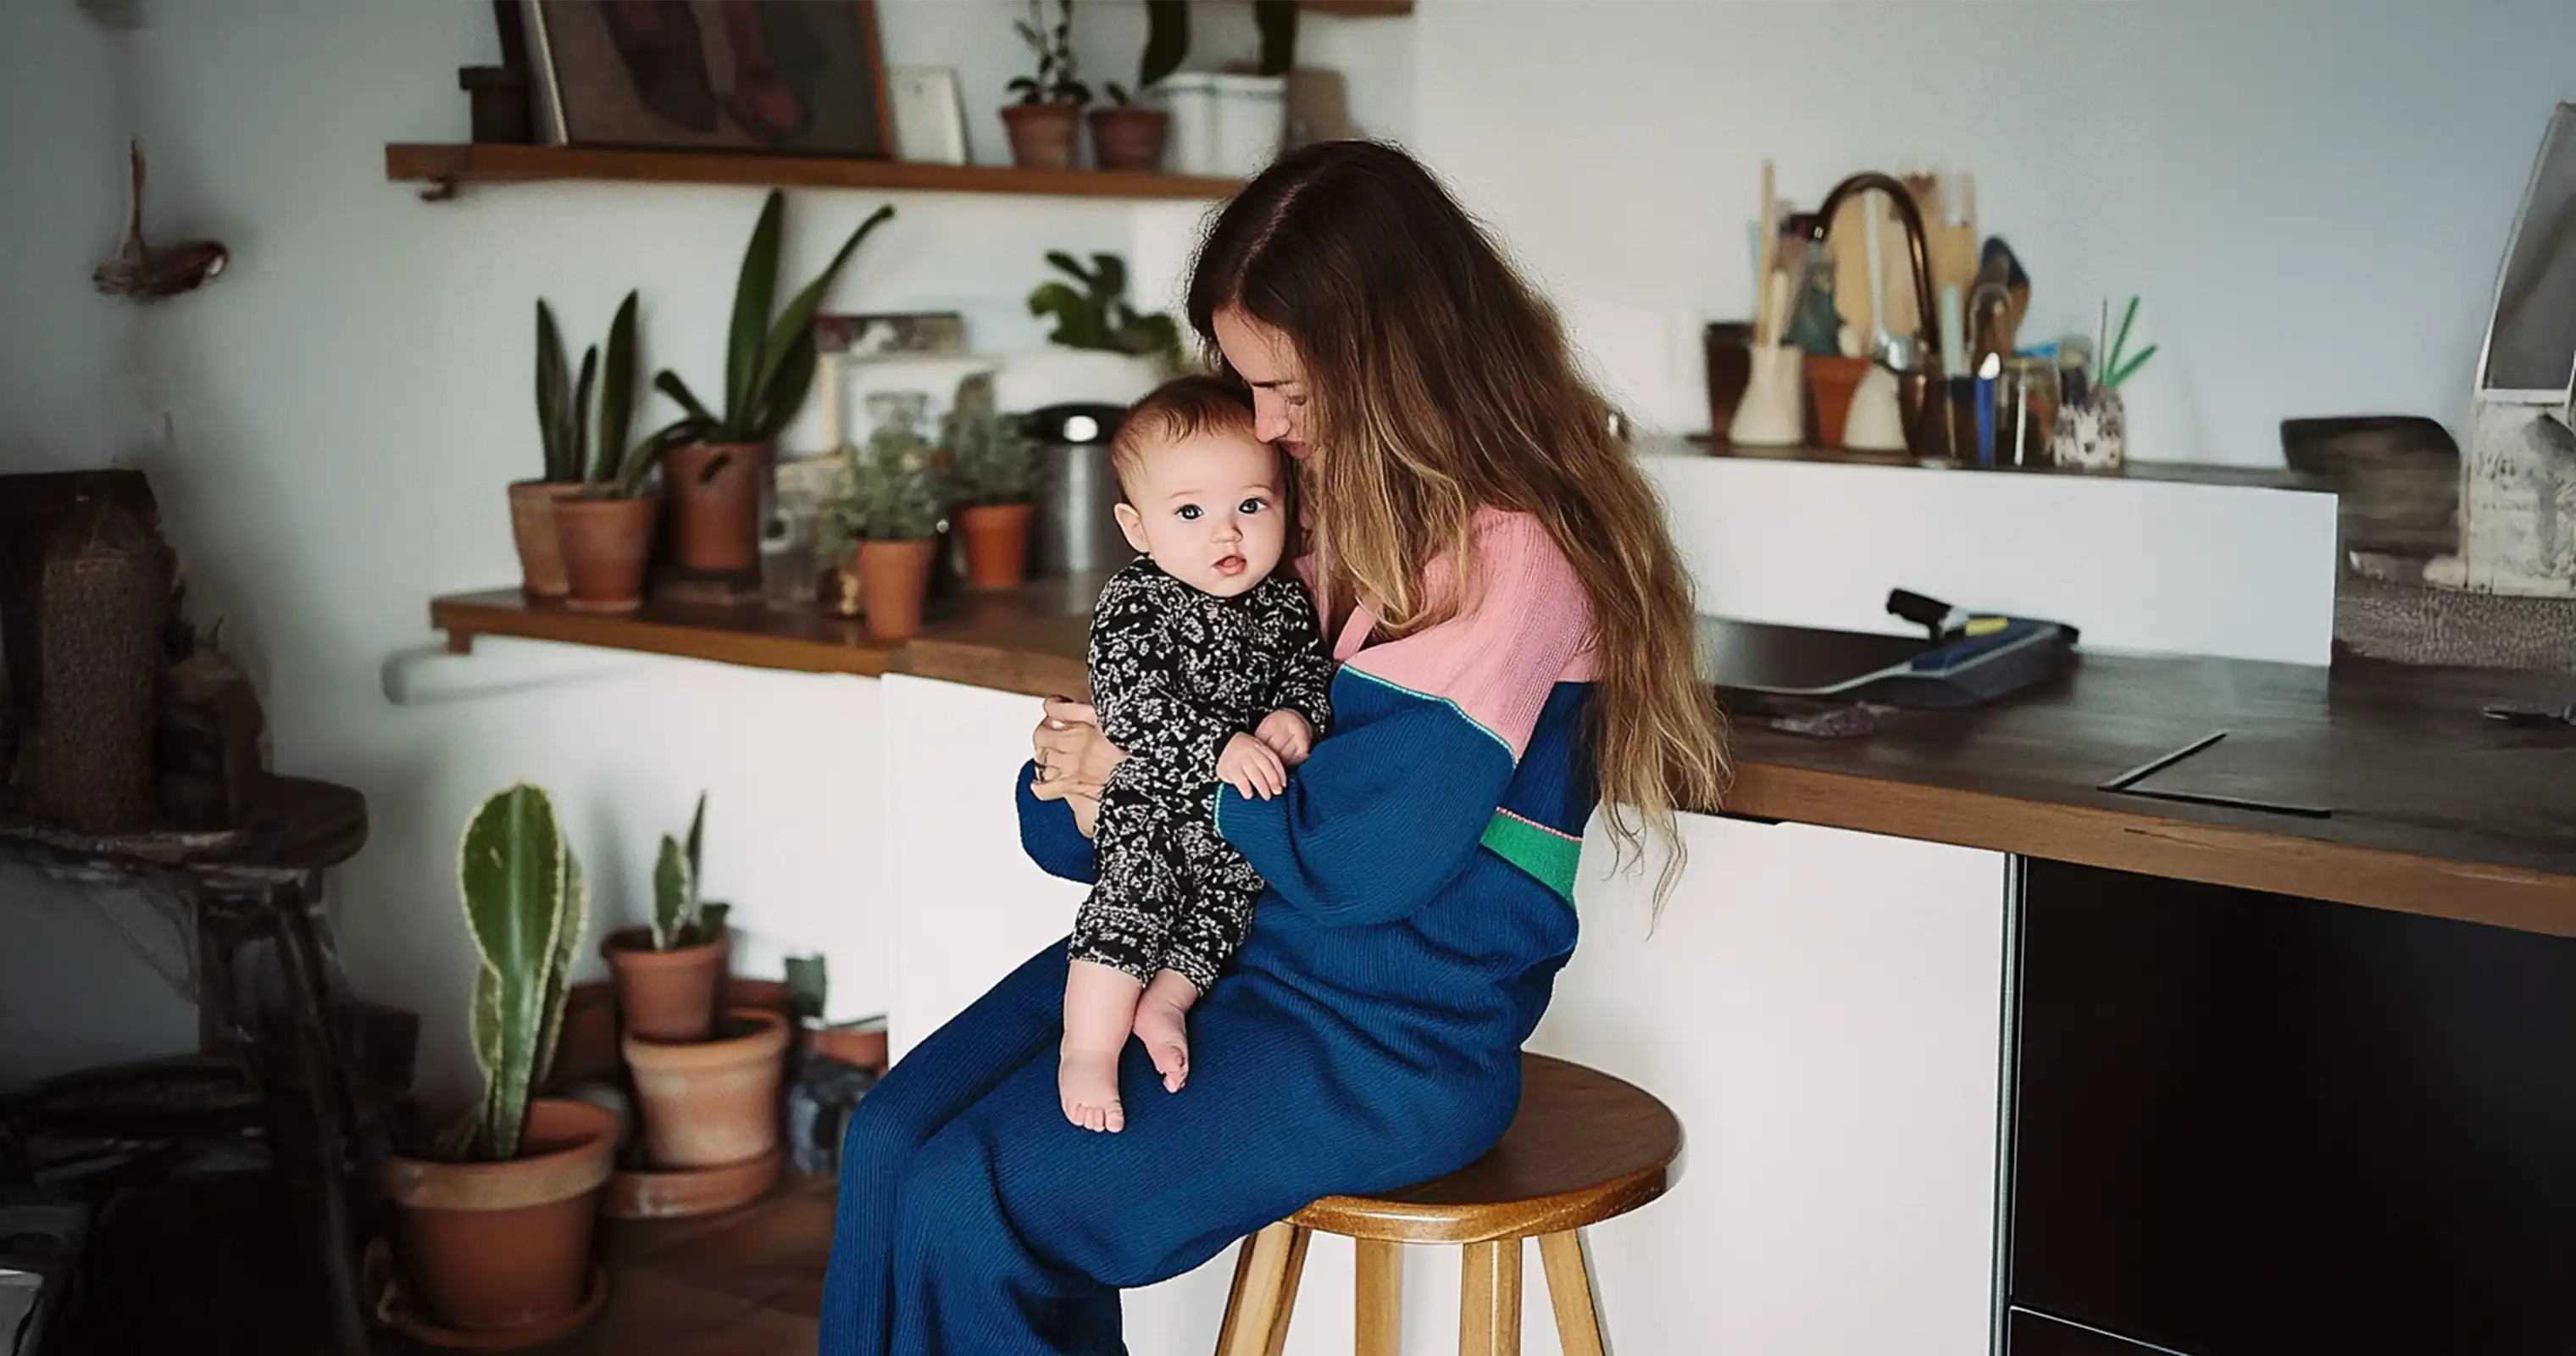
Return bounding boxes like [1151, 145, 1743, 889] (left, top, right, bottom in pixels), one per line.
[651, 792, 730, 953]
[943, 373, 1035, 507]
[2099, 295, 2158, 391]
[1029, 252, 1180, 363]
[784, 955, 828, 1024]
[534, 292, 641, 485]
[819, 416, 947, 557]
[1105, 0, 1187, 106]
[653, 192, 897, 461]
[438, 784, 588, 1163]
[1008, 0, 1089, 106]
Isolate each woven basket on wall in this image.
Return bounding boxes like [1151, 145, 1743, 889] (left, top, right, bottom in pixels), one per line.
[18, 497, 175, 832]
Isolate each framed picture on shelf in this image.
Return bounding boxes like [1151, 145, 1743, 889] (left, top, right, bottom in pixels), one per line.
[815, 312, 969, 358]
[887, 65, 969, 165]
[526, 0, 893, 156]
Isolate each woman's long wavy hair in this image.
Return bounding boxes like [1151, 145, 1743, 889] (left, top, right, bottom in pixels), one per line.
[1186, 140, 1729, 898]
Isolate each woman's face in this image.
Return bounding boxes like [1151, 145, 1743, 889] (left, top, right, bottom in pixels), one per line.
[1213, 307, 1313, 461]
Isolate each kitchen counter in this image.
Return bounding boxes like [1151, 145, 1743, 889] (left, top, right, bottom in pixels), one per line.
[436, 575, 2576, 936]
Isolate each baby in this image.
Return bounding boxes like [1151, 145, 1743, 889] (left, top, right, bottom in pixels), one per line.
[1059, 375, 1334, 1133]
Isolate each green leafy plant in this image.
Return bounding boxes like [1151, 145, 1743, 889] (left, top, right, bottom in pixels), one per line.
[1008, 0, 1089, 106]
[819, 416, 947, 557]
[1029, 252, 1180, 362]
[785, 955, 828, 1024]
[1105, 0, 1187, 106]
[652, 192, 896, 466]
[437, 784, 588, 1163]
[943, 372, 1035, 507]
[2099, 295, 2158, 391]
[534, 292, 641, 485]
[650, 792, 730, 953]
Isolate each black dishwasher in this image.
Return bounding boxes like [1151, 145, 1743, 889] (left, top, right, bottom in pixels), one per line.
[2008, 859, 2576, 1355]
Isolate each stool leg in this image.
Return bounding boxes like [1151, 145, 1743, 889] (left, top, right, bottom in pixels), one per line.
[1214, 1221, 1310, 1356]
[1356, 1238, 1402, 1356]
[1536, 1231, 1607, 1356]
[1457, 1238, 1522, 1356]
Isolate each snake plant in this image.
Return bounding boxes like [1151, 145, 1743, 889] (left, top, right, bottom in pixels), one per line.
[650, 792, 730, 952]
[534, 292, 641, 485]
[652, 192, 896, 464]
[439, 784, 587, 1162]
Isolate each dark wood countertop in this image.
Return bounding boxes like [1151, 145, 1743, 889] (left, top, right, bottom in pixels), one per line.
[434, 580, 2576, 937]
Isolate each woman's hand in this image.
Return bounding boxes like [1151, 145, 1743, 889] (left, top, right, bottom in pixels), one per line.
[1031, 697, 1125, 837]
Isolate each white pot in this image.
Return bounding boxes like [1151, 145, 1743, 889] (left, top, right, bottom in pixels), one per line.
[1158, 73, 1285, 178]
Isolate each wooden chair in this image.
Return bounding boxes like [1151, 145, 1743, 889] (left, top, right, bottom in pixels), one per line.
[1213, 1052, 1682, 1356]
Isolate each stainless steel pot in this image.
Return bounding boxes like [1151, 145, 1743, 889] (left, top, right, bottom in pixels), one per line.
[1024, 403, 1134, 576]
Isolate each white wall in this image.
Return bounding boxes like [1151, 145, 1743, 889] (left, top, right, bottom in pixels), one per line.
[1412, 0, 2575, 465]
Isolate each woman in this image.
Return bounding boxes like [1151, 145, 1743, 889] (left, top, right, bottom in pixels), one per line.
[819, 140, 1727, 1355]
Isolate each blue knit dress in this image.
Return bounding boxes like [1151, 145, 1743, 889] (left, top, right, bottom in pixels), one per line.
[819, 510, 1598, 1354]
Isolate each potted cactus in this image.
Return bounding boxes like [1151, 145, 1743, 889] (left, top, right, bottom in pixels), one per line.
[649, 192, 896, 579]
[1002, 0, 1089, 170]
[514, 293, 640, 598]
[819, 415, 947, 642]
[944, 372, 1038, 589]
[601, 792, 730, 1043]
[383, 785, 616, 1341]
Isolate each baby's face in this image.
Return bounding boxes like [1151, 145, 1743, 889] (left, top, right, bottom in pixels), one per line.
[1113, 431, 1287, 598]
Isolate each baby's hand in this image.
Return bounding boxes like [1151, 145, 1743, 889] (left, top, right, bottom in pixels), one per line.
[1219, 731, 1288, 799]
[1255, 709, 1315, 765]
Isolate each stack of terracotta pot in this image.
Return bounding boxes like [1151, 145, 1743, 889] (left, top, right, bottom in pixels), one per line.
[597, 922, 794, 1220]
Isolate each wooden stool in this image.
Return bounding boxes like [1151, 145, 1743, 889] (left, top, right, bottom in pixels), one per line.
[1213, 1052, 1681, 1356]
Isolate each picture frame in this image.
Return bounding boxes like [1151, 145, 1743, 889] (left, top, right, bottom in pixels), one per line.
[525, 1, 893, 157]
[814, 312, 969, 359]
[888, 65, 970, 166]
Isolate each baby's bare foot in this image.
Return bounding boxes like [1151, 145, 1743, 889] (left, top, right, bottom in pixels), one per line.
[1059, 1046, 1124, 1132]
[1133, 992, 1191, 1092]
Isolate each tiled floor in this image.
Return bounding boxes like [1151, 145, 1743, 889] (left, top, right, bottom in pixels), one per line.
[558, 1174, 836, 1355]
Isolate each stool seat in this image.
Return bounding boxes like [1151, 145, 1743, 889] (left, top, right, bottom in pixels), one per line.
[1292, 1053, 1681, 1244]
[1215, 1052, 1681, 1355]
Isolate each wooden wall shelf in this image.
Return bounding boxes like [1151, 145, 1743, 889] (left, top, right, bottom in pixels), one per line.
[1303, 0, 1415, 13]
[386, 143, 1241, 203]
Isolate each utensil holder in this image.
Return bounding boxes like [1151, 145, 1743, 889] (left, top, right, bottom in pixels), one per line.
[1727, 342, 1807, 447]
[1843, 365, 1909, 453]
[2051, 387, 2127, 472]
[1703, 322, 1755, 437]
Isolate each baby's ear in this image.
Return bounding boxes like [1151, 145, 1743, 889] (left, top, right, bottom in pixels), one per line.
[1113, 502, 1152, 555]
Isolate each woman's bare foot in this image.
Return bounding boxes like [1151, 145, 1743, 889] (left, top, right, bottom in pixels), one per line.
[1134, 970, 1199, 1092]
[1059, 1043, 1124, 1132]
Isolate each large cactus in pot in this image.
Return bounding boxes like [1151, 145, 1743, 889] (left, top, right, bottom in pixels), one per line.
[439, 783, 588, 1162]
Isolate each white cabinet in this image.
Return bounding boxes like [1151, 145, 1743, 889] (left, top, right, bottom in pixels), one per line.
[1537, 814, 2009, 1356]
[880, 675, 1088, 1059]
[882, 675, 2012, 1353]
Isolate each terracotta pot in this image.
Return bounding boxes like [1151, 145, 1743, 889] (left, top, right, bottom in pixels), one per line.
[724, 976, 797, 1022]
[543, 981, 620, 1092]
[1804, 355, 1874, 448]
[623, 1007, 791, 1169]
[602, 925, 730, 1044]
[661, 442, 769, 575]
[1088, 105, 1169, 173]
[507, 481, 585, 598]
[383, 1098, 618, 1334]
[855, 538, 937, 642]
[958, 502, 1033, 590]
[1002, 102, 1082, 170]
[552, 495, 658, 614]
[602, 1145, 785, 1221]
[807, 1017, 889, 1073]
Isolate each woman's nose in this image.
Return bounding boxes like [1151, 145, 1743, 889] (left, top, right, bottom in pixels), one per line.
[1252, 392, 1293, 444]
